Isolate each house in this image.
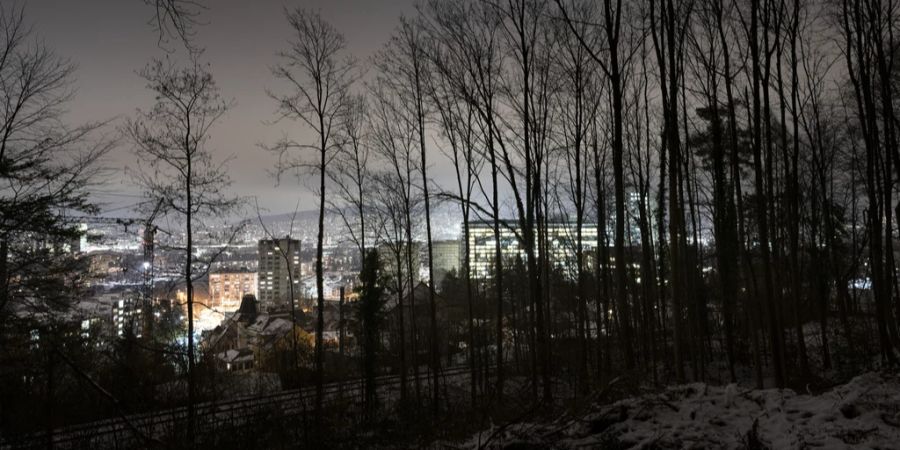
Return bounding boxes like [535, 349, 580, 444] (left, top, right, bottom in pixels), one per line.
[204, 294, 303, 372]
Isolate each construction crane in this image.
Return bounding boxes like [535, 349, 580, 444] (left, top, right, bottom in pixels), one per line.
[141, 199, 166, 339]
[66, 200, 167, 269]
[67, 200, 169, 339]
[68, 216, 137, 231]
[65, 216, 137, 244]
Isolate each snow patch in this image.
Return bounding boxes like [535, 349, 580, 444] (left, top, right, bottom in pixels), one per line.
[461, 372, 900, 449]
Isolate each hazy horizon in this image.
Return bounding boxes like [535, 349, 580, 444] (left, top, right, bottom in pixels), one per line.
[28, 0, 422, 218]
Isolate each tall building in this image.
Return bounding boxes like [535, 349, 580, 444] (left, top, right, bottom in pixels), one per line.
[257, 238, 302, 311]
[95, 289, 144, 338]
[466, 220, 600, 279]
[113, 295, 143, 338]
[209, 268, 258, 313]
[431, 240, 460, 286]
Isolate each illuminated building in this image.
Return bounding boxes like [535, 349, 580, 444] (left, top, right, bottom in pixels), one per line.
[431, 240, 460, 286]
[466, 220, 600, 279]
[110, 291, 143, 338]
[209, 268, 258, 313]
[257, 238, 302, 311]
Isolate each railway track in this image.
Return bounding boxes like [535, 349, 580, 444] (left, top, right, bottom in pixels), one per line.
[1, 365, 479, 449]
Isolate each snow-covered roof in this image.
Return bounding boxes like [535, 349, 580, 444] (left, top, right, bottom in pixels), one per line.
[216, 348, 254, 364]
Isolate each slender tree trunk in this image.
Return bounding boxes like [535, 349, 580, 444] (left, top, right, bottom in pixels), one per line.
[412, 55, 441, 416]
[0, 238, 8, 312]
[593, 134, 609, 379]
[717, 7, 743, 382]
[463, 217, 476, 407]
[651, 0, 686, 382]
[788, 6, 810, 374]
[395, 250, 408, 404]
[338, 286, 345, 402]
[752, 0, 786, 387]
[606, 0, 634, 372]
[44, 344, 54, 450]
[314, 132, 326, 420]
[488, 129, 505, 399]
[185, 153, 196, 443]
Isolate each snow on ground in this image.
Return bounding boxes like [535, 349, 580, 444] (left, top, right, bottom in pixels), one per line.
[461, 372, 900, 449]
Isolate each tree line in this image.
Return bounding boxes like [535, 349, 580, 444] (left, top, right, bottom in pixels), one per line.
[291, 0, 900, 413]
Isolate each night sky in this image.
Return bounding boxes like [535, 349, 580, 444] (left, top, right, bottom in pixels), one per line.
[28, 0, 418, 217]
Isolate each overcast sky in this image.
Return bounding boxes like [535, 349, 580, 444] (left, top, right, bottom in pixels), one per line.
[27, 0, 417, 217]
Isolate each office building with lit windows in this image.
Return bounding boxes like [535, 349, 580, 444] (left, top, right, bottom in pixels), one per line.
[466, 220, 600, 279]
[465, 192, 651, 279]
[431, 240, 461, 286]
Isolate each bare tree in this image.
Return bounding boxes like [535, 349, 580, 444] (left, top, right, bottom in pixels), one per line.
[369, 77, 423, 404]
[840, 0, 900, 367]
[558, 0, 643, 374]
[353, 248, 385, 418]
[143, 0, 206, 52]
[552, 0, 603, 389]
[376, 16, 444, 412]
[493, 0, 556, 403]
[0, 2, 111, 316]
[425, 38, 483, 405]
[684, 0, 740, 381]
[421, 0, 510, 399]
[329, 93, 371, 265]
[0, 12, 111, 439]
[649, 0, 692, 382]
[125, 57, 237, 442]
[267, 8, 355, 421]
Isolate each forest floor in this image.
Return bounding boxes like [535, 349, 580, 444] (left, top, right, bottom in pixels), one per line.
[449, 371, 900, 449]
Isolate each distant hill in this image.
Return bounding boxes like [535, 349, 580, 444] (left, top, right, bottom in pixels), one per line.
[249, 203, 462, 242]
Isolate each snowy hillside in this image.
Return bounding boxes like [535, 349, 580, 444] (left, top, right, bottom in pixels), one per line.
[463, 372, 900, 449]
